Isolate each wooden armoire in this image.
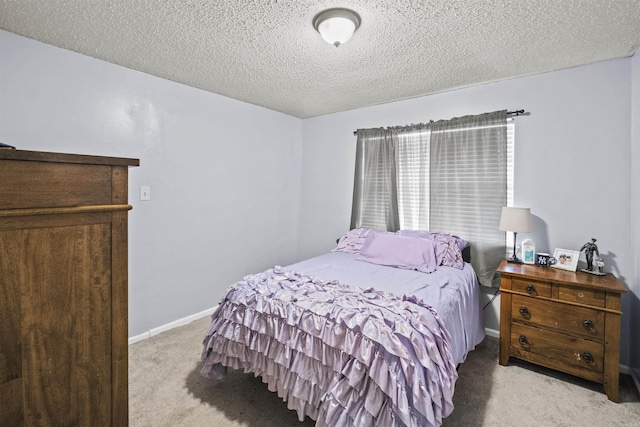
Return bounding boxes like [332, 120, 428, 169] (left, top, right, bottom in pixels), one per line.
[0, 150, 139, 425]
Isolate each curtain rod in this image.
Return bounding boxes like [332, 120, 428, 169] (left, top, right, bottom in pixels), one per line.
[353, 109, 527, 136]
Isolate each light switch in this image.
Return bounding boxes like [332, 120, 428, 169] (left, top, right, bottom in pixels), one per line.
[140, 186, 151, 201]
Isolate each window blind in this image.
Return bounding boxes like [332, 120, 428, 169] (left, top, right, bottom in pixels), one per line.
[351, 110, 511, 286]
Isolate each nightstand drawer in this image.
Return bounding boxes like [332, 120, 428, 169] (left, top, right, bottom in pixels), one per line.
[511, 278, 551, 297]
[512, 295, 605, 340]
[558, 284, 605, 307]
[511, 323, 603, 373]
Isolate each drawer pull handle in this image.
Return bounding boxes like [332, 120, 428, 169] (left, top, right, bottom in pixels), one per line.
[526, 284, 537, 296]
[518, 335, 529, 348]
[583, 352, 595, 365]
[583, 319, 595, 331]
[519, 305, 531, 319]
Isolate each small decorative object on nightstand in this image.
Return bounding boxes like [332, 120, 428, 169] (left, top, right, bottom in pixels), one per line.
[497, 260, 627, 402]
[522, 239, 535, 264]
[580, 238, 606, 276]
[552, 248, 579, 272]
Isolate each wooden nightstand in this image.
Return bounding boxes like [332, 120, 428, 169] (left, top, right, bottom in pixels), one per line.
[497, 260, 627, 402]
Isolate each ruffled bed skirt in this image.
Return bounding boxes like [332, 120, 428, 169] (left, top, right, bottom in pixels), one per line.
[201, 267, 457, 427]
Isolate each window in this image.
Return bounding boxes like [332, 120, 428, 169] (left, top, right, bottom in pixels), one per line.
[351, 110, 512, 286]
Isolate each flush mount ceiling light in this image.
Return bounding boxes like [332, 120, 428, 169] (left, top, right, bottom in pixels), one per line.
[313, 8, 361, 47]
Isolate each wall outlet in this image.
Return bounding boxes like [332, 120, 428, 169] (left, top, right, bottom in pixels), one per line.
[140, 186, 151, 201]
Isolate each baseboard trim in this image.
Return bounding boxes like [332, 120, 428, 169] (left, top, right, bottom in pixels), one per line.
[128, 331, 150, 345]
[128, 306, 217, 346]
[484, 327, 499, 339]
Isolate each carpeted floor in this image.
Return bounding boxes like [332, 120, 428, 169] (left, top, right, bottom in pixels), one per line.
[129, 315, 640, 426]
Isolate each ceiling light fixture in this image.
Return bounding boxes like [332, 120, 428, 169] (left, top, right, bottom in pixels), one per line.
[313, 8, 361, 47]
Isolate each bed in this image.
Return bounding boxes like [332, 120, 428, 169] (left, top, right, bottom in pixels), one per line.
[201, 229, 485, 426]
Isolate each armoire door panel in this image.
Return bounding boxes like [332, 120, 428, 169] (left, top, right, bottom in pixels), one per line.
[17, 223, 112, 425]
[0, 234, 22, 376]
[0, 233, 23, 425]
[0, 378, 23, 424]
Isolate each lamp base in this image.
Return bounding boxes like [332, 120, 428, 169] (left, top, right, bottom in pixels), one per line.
[506, 254, 523, 264]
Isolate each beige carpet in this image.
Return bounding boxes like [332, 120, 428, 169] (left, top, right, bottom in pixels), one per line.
[129, 315, 640, 426]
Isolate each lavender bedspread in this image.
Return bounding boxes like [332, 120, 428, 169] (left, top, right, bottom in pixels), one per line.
[201, 266, 458, 426]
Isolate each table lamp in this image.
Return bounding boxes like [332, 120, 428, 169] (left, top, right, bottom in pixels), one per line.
[499, 207, 532, 263]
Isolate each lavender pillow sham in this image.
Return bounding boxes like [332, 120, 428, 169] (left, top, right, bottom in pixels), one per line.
[397, 229, 466, 269]
[333, 228, 467, 271]
[332, 228, 373, 254]
[360, 232, 438, 273]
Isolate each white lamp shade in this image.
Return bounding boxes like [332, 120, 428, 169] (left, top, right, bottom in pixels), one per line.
[313, 8, 361, 47]
[499, 207, 532, 233]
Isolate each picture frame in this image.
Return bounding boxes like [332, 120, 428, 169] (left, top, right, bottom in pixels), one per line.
[552, 248, 580, 271]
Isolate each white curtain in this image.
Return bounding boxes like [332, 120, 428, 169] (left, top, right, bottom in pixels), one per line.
[351, 110, 508, 287]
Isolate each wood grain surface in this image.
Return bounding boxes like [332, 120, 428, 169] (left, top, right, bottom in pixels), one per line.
[0, 150, 137, 425]
[497, 260, 626, 402]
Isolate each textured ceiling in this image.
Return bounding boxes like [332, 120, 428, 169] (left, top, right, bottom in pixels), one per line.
[1, 0, 639, 118]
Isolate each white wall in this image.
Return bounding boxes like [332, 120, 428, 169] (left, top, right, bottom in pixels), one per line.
[0, 30, 303, 337]
[1, 30, 636, 369]
[300, 59, 633, 366]
[630, 51, 640, 378]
